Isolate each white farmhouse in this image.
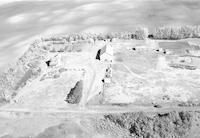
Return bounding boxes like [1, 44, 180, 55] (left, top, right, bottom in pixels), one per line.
[99, 44, 113, 62]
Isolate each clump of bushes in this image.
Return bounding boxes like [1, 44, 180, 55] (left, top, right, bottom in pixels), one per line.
[153, 25, 200, 39]
[65, 80, 83, 104]
[98, 111, 192, 138]
[103, 29, 149, 40]
[0, 61, 42, 101]
[0, 39, 46, 102]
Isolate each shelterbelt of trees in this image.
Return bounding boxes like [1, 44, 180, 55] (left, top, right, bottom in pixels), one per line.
[103, 25, 200, 40]
[41, 25, 200, 41]
[42, 25, 200, 40]
[105, 25, 200, 40]
[152, 25, 200, 40]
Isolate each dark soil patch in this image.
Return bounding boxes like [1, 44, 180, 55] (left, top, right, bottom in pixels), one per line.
[65, 80, 83, 104]
[100, 111, 192, 138]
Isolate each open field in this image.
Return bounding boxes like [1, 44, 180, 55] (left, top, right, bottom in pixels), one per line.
[102, 39, 200, 107]
[0, 34, 200, 137]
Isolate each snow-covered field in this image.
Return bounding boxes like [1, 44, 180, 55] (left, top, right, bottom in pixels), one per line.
[0, 0, 200, 69]
[1, 1, 200, 137]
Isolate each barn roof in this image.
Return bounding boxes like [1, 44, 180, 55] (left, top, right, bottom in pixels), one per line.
[100, 45, 107, 55]
[100, 44, 113, 56]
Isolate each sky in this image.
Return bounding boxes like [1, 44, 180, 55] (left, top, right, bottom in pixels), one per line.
[0, 0, 200, 69]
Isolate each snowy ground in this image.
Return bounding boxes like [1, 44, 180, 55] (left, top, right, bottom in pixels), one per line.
[1, 1, 200, 137]
[102, 39, 200, 106]
[1, 36, 200, 138]
[0, 0, 200, 69]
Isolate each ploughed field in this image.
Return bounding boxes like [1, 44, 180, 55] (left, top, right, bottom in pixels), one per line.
[0, 35, 200, 137]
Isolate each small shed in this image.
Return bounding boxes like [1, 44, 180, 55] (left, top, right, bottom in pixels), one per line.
[97, 44, 113, 62]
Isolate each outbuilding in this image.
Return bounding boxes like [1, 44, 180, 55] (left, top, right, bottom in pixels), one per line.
[96, 44, 113, 62]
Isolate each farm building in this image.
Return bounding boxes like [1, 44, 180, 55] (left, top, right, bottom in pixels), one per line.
[96, 44, 113, 62]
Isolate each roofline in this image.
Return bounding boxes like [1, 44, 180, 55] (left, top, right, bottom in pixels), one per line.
[101, 52, 113, 56]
